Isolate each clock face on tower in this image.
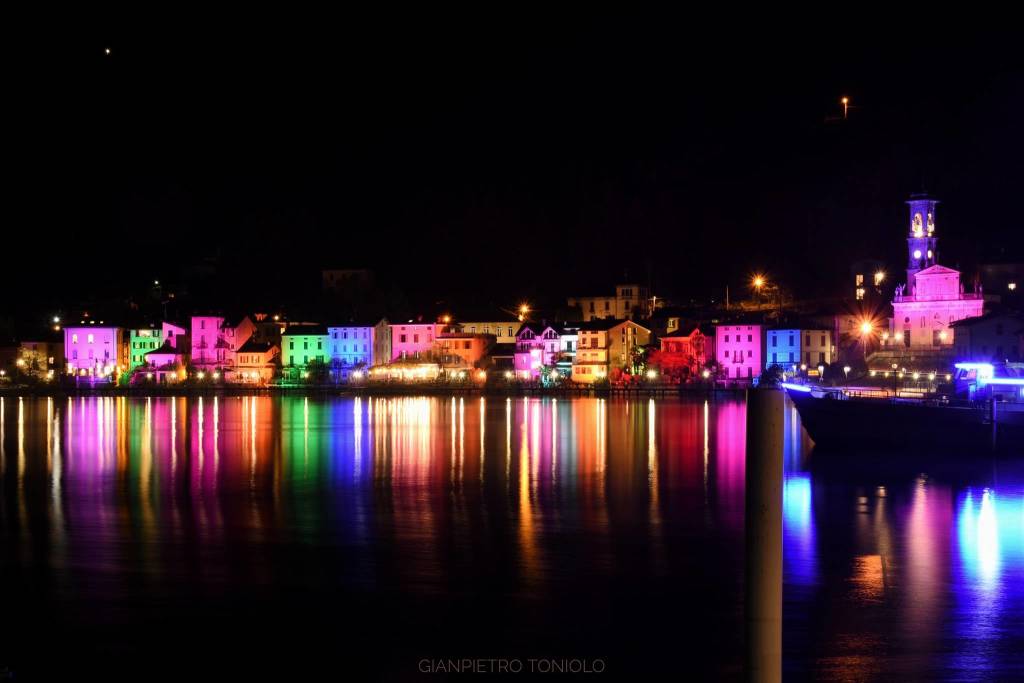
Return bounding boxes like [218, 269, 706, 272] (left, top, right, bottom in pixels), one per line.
[912, 212, 923, 237]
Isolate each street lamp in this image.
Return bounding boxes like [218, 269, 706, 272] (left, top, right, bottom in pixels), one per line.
[841, 96, 850, 119]
[817, 364, 824, 382]
[843, 365, 851, 381]
[859, 319, 874, 362]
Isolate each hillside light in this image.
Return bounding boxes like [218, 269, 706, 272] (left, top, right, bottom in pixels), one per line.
[1009, 282, 1017, 291]
[197, 372, 205, 379]
[646, 369, 658, 380]
[52, 316, 60, 323]
[212, 372, 220, 380]
[504, 370, 513, 379]
[752, 275, 765, 290]
[702, 369, 710, 379]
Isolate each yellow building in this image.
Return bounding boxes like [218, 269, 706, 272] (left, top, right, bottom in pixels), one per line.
[572, 319, 651, 383]
[567, 284, 652, 322]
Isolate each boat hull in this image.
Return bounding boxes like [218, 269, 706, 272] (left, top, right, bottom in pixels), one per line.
[785, 389, 1024, 453]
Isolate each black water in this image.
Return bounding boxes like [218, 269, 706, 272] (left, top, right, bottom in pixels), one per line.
[0, 395, 1022, 681]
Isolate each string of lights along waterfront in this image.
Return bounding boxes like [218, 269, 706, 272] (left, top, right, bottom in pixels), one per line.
[1, 394, 1022, 679]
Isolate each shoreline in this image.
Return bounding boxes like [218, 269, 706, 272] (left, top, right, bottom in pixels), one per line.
[0, 383, 748, 399]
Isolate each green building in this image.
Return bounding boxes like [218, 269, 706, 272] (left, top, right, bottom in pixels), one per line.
[281, 325, 330, 379]
[128, 328, 162, 370]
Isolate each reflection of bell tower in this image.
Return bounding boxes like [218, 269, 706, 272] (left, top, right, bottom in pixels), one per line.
[906, 194, 938, 288]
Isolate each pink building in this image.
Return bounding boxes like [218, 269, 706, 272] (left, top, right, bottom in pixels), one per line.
[142, 342, 187, 383]
[390, 322, 443, 361]
[514, 324, 564, 379]
[885, 197, 984, 352]
[890, 265, 984, 349]
[162, 322, 188, 349]
[190, 315, 256, 369]
[64, 326, 126, 377]
[716, 323, 763, 382]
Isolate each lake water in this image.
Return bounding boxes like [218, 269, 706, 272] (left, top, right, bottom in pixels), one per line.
[0, 395, 1022, 681]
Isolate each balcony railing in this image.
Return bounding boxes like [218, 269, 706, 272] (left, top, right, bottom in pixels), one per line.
[893, 292, 983, 302]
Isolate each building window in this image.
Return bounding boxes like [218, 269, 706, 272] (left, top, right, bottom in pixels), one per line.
[72, 334, 78, 344]
[747, 334, 752, 343]
[88, 334, 94, 344]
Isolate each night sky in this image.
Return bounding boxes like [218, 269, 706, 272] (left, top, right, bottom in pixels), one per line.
[8, 14, 1024, 320]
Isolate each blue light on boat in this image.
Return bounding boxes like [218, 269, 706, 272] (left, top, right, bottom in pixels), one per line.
[781, 382, 812, 393]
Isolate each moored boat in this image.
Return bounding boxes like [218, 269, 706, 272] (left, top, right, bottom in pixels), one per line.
[782, 362, 1024, 453]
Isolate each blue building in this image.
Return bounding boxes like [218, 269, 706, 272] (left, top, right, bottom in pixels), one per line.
[767, 327, 834, 371]
[327, 319, 391, 379]
[767, 329, 800, 369]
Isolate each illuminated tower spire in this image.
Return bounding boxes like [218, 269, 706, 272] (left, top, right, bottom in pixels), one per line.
[906, 194, 938, 288]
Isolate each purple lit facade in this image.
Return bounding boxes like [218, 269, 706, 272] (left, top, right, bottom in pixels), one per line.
[63, 326, 126, 377]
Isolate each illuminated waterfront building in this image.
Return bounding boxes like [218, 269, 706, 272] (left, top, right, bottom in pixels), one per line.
[328, 318, 390, 378]
[767, 328, 832, 369]
[281, 325, 329, 371]
[63, 326, 126, 378]
[390, 321, 443, 361]
[143, 341, 187, 382]
[232, 341, 280, 383]
[190, 315, 256, 370]
[128, 327, 162, 369]
[572, 319, 651, 383]
[716, 322, 763, 382]
[436, 333, 493, 370]
[658, 327, 713, 370]
[514, 323, 567, 379]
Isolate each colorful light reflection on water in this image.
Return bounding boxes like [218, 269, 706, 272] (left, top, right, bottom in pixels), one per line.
[1, 394, 1023, 680]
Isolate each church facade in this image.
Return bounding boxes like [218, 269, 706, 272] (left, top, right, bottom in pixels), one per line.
[881, 196, 984, 356]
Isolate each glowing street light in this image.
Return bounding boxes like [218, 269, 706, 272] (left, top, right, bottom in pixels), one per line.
[874, 271, 885, 286]
[843, 366, 851, 380]
[646, 369, 658, 380]
[52, 316, 60, 324]
[752, 275, 766, 291]
[841, 96, 849, 119]
[1010, 282, 1018, 291]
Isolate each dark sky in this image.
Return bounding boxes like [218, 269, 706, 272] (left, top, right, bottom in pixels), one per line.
[8, 13, 1024, 319]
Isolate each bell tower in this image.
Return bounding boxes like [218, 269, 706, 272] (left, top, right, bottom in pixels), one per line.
[906, 194, 938, 288]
